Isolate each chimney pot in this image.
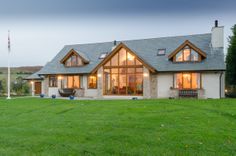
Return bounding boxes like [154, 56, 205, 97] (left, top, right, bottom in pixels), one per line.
[215, 20, 218, 27]
[114, 40, 117, 46]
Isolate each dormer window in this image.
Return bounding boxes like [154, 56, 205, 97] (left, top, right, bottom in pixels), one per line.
[175, 46, 200, 62]
[65, 54, 84, 66]
[168, 40, 207, 62]
[60, 49, 90, 67]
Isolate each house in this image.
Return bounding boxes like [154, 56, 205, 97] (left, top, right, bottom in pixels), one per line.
[27, 21, 225, 99]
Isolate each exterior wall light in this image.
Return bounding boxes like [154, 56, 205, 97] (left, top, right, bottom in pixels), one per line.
[98, 74, 102, 77]
[143, 73, 149, 77]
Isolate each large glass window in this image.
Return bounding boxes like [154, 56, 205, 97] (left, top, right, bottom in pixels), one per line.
[103, 48, 143, 95]
[175, 46, 200, 62]
[60, 75, 81, 89]
[174, 73, 201, 89]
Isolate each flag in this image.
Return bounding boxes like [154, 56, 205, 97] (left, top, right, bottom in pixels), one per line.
[8, 30, 11, 52]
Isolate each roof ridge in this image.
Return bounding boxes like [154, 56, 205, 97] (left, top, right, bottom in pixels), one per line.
[64, 33, 211, 47]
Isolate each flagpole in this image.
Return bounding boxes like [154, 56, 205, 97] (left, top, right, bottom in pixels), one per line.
[7, 30, 11, 99]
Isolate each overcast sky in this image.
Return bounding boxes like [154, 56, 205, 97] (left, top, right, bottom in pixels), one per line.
[0, 0, 235, 67]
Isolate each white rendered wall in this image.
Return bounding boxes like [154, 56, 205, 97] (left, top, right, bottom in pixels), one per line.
[211, 26, 224, 48]
[157, 73, 173, 98]
[202, 72, 223, 99]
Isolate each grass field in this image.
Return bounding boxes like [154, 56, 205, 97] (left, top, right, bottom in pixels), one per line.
[0, 98, 236, 155]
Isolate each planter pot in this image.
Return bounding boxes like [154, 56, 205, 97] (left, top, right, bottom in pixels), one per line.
[51, 95, 56, 99]
[69, 95, 75, 100]
[40, 94, 45, 98]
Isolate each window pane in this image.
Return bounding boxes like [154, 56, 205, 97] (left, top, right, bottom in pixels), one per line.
[71, 55, 77, 66]
[127, 52, 135, 65]
[111, 68, 118, 74]
[136, 74, 143, 95]
[66, 57, 72, 66]
[191, 50, 199, 61]
[119, 48, 126, 65]
[183, 48, 191, 61]
[111, 74, 118, 94]
[111, 53, 118, 66]
[119, 68, 126, 74]
[127, 68, 135, 73]
[88, 75, 97, 89]
[104, 61, 110, 67]
[136, 68, 143, 73]
[136, 59, 142, 65]
[77, 57, 83, 66]
[49, 76, 57, 87]
[192, 73, 200, 89]
[175, 52, 183, 62]
[73, 76, 80, 88]
[127, 74, 135, 95]
[104, 71, 111, 94]
[119, 74, 126, 94]
[174, 73, 183, 89]
[67, 76, 73, 88]
[183, 73, 191, 88]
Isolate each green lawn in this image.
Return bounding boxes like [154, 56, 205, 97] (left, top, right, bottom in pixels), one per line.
[0, 98, 236, 155]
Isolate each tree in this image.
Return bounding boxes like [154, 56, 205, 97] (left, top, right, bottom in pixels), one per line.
[226, 24, 236, 97]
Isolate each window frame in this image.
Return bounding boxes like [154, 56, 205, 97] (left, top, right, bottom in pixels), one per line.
[103, 48, 143, 95]
[87, 74, 97, 89]
[173, 72, 202, 90]
[49, 75, 58, 87]
[64, 53, 84, 67]
[174, 46, 201, 63]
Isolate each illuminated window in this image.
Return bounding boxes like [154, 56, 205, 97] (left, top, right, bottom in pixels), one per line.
[65, 53, 84, 67]
[103, 48, 143, 95]
[175, 46, 200, 62]
[49, 76, 57, 87]
[174, 73, 201, 89]
[88, 75, 97, 89]
[66, 75, 80, 88]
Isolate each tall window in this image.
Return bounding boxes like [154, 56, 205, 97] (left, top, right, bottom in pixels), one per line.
[65, 53, 84, 67]
[175, 46, 200, 62]
[174, 73, 201, 89]
[49, 75, 57, 87]
[103, 48, 143, 95]
[88, 75, 97, 89]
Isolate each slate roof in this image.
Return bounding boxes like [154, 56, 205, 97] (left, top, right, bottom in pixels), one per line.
[37, 33, 225, 75]
[24, 71, 43, 80]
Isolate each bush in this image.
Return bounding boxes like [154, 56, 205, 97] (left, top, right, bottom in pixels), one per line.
[225, 86, 236, 98]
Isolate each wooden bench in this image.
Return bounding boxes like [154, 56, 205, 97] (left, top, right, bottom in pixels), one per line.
[179, 90, 198, 98]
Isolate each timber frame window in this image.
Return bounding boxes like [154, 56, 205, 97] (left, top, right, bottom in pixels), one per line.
[59, 75, 81, 89]
[49, 75, 58, 87]
[64, 53, 84, 67]
[174, 46, 200, 62]
[103, 48, 143, 95]
[168, 40, 207, 62]
[174, 73, 201, 89]
[88, 75, 97, 89]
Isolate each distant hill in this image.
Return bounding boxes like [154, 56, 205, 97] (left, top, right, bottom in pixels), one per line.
[0, 66, 42, 74]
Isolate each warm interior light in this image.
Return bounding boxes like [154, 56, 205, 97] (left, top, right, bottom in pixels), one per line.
[127, 53, 135, 61]
[143, 73, 148, 77]
[58, 76, 62, 80]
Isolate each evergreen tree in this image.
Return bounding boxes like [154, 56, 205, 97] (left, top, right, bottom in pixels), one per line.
[226, 24, 236, 96]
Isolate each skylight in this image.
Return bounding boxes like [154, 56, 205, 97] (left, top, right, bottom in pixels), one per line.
[99, 53, 108, 59]
[157, 49, 166, 56]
